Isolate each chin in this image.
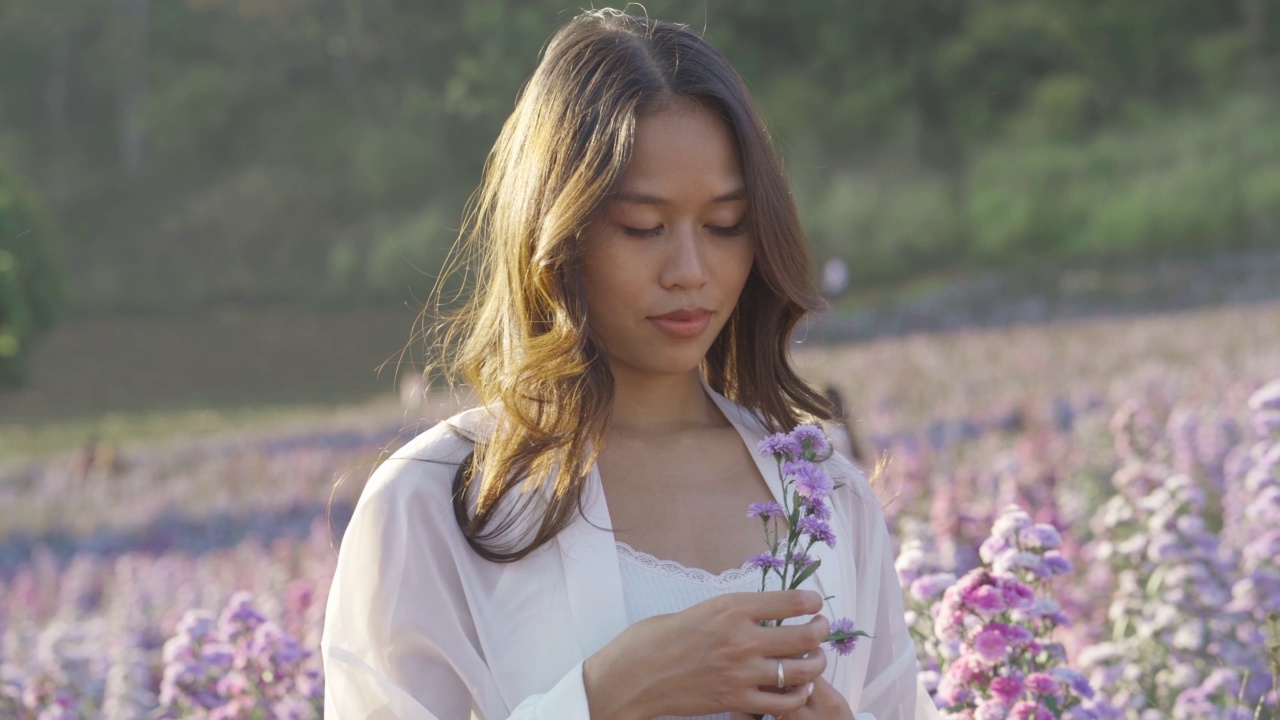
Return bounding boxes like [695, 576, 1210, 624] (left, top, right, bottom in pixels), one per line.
[622, 352, 708, 379]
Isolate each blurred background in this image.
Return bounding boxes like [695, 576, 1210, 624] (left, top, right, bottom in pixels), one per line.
[1, 0, 1279, 446]
[3, 4, 1280, 717]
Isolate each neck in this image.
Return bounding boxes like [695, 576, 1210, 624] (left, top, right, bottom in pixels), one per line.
[607, 367, 724, 436]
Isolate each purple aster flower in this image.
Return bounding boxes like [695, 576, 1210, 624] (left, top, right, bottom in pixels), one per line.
[991, 506, 1034, 542]
[215, 671, 250, 697]
[273, 697, 317, 720]
[1050, 667, 1094, 699]
[793, 463, 834, 500]
[200, 642, 235, 670]
[789, 550, 817, 570]
[758, 432, 802, 459]
[827, 616, 858, 656]
[803, 495, 832, 520]
[976, 700, 1012, 720]
[748, 553, 785, 571]
[994, 549, 1046, 578]
[990, 675, 1024, 703]
[1248, 378, 1280, 412]
[1024, 672, 1059, 698]
[1002, 624, 1033, 647]
[782, 458, 811, 479]
[175, 610, 217, 643]
[972, 625, 1011, 664]
[1011, 701, 1053, 720]
[789, 424, 830, 455]
[220, 592, 267, 636]
[909, 572, 956, 603]
[999, 579, 1036, 610]
[1041, 552, 1073, 577]
[964, 584, 1008, 617]
[797, 516, 837, 547]
[948, 654, 989, 685]
[746, 501, 786, 520]
[937, 677, 973, 708]
[1018, 524, 1062, 550]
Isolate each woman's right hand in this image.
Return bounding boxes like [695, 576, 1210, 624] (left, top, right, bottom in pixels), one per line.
[583, 589, 831, 720]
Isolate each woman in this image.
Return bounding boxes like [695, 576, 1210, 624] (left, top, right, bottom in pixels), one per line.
[323, 9, 931, 719]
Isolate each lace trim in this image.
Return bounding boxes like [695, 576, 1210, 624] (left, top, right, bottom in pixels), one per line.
[614, 540, 760, 588]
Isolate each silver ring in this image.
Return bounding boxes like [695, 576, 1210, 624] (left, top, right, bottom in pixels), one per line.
[776, 659, 785, 689]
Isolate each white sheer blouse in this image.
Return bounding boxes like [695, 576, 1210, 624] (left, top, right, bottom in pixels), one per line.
[321, 386, 937, 719]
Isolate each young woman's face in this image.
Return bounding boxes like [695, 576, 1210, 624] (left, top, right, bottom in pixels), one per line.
[582, 101, 755, 381]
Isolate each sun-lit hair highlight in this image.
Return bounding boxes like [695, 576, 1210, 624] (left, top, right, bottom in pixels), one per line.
[422, 9, 833, 562]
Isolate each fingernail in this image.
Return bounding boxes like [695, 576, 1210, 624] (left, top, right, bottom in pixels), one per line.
[807, 682, 814, 696]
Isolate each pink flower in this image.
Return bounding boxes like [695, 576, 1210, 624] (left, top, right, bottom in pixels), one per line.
[1000, 579, 1036, 610]
[990, 675, 1024, 703]
[975, 700, 1011, 720]
[972, 625, 1011, 664]
[947, 654, 989, 685]
[964, 585, 1008, 616]
[910, 572, 956, 603]
[1024, 671, 1060, 698]
[938, 677, 974, 707]
[1010, 701, 1053, 720]
[1002, 624, 1034, 647]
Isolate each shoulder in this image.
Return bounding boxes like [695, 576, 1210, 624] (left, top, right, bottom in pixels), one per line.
[822, 447, 877, 510]
[356, 405, 496, 516]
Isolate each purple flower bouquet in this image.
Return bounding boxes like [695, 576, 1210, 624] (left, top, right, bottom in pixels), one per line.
[751, 424, 868, 657]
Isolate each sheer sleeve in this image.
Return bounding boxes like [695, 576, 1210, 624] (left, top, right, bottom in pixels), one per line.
[320, 430, 593, 720]
[841, 462, 941, 720]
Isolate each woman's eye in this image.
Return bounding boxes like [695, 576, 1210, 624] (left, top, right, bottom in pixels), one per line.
[708, 223, 746, 237]
[622, 225, 662, 238]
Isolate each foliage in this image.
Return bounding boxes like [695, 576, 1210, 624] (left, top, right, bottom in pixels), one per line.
[0, 0, 1278, 313]
[0, 164, 67, 387]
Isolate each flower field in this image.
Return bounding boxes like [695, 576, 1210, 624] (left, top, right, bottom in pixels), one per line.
[3, 301, 1280, 718]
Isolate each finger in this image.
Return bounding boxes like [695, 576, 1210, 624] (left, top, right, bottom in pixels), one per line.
[804, 676, 853, 719]
[742, 683, 812, 718]
[751, 615, 831, 657]
[730, 590, 823, 621]
[757, 653, 827, 691]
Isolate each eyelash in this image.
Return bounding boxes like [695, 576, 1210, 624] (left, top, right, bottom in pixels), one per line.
[622, 224, 746, 238]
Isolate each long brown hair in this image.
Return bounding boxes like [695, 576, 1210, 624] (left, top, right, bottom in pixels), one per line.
[427, 9, 832, 562]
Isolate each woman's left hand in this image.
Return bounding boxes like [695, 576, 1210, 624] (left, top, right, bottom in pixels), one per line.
[778, 676, 855, 720]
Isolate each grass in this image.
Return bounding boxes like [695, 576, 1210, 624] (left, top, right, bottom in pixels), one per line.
[0, 400, 395, 466]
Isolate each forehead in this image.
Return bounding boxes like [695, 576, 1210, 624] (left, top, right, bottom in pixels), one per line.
[616, 101, 744, 201]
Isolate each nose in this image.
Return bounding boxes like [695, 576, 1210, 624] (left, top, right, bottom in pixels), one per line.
[659, 224, 709, 290]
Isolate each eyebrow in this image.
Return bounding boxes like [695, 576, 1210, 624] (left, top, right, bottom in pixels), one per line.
[612, 187, 747, 205]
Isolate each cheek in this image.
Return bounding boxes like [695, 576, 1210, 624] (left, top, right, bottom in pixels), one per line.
[724, 243, 756, 293]
[581, 253, 636, 329]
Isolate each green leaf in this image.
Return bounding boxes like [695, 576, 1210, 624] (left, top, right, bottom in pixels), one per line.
[789, 559, 821, 589]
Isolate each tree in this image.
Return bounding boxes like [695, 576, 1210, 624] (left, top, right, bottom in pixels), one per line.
[0, 165, 68, 387]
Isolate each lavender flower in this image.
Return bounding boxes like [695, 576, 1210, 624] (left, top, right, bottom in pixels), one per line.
[828, 617, 859, 656]
[758, 432, 802, 458]
[747, 423, 868, 662]
[790, 424, 830, 455]
[747, 553, 784, 572]
[746, 501, 786, 520]
[796, 516, 837, 548]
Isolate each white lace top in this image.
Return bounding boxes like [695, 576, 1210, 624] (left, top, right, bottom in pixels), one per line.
[615, 540, 783, 720]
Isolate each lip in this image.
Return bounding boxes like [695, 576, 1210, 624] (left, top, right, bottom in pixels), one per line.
[648, 308, 713, 339]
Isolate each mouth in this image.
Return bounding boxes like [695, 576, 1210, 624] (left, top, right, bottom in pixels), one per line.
[648, 308, 713, 339]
